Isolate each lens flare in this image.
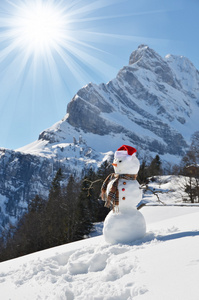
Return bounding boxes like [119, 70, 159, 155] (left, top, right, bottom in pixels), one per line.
[0, 0, 120, 85]
[4, 0, 69, 56]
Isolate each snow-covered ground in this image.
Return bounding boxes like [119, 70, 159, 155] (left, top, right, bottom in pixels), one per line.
[1, 204, 199, 300]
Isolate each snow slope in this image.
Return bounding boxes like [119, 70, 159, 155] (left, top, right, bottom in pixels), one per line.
[1, 205, 199, 300]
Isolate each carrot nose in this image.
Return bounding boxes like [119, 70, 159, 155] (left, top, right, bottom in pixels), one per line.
[112, 163, 117, 167]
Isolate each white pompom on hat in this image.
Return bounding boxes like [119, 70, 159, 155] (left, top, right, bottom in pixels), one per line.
[115, 145, 137, 158]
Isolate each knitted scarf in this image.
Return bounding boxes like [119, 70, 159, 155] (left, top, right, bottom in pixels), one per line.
[101, 173, 137, 212]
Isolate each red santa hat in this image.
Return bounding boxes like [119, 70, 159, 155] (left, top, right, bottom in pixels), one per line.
[115, 145, 137, 158]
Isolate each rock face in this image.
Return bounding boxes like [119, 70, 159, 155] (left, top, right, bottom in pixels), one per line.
[64, 45, 198, 157]
[0, 44, 199, 232]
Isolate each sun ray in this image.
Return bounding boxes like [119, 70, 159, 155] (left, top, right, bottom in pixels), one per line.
[1, 0, 125, 89]
[74, 31, 171, 46]
[52, 43, 96, 86]
[64, 8, 173, 25]
[0, 0, 172, 116]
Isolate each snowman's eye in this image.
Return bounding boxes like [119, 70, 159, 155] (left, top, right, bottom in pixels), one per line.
[119, 160, 122, 163]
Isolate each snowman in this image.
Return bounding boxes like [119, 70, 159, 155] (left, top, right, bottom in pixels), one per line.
[101, 145, 146, 244]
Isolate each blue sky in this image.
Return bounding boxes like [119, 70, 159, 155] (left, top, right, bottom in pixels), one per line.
[0, 0, 198, 150]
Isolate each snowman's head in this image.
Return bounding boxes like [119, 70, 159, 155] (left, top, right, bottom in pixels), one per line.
[112, 145, 140, 175]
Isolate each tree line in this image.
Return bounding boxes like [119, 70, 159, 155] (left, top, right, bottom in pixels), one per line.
[0, 162, 112, 262]
[0, 131, 198, 262]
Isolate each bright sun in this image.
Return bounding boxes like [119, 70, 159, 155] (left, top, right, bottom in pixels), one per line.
[0, 0, 120, 87]
[11, 0, 67, 55]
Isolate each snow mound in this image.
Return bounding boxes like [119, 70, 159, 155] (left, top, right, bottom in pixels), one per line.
[103, 209, 146, 244]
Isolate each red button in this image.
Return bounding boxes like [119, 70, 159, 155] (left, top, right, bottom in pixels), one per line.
[122, 197, 125, 200]
[122, 188, 125, 191]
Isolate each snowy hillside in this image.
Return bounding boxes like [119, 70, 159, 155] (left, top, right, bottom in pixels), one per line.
[1, 204, 199, 300]
[0, 44, 199, 234]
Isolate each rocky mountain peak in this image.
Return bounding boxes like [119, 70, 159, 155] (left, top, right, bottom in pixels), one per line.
[129, 44, 181, 89]
[129, 44, 161, 65]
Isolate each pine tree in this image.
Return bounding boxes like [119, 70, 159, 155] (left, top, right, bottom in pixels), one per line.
[137, 160, 149, 184]
[44, 168, 66, 247]
[74, 170, 94, 240]
[49, 168, 64, 200]
[63, 175, 81, 242]
[95, 161, 112, 221]
[28, 194, 46, 213]
[97, 160, 113, 179]
[148, 155, 162, 177]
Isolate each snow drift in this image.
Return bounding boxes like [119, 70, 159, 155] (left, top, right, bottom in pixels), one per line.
[1, 205, 199, 300]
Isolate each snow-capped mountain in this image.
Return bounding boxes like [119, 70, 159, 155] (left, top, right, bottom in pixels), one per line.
[38, 44, 199, 158]
[0, 44, 199, 231]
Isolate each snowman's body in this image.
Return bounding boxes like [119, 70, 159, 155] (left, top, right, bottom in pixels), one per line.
[102, 145, 146, 244]
[106, 179, 142, 212]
